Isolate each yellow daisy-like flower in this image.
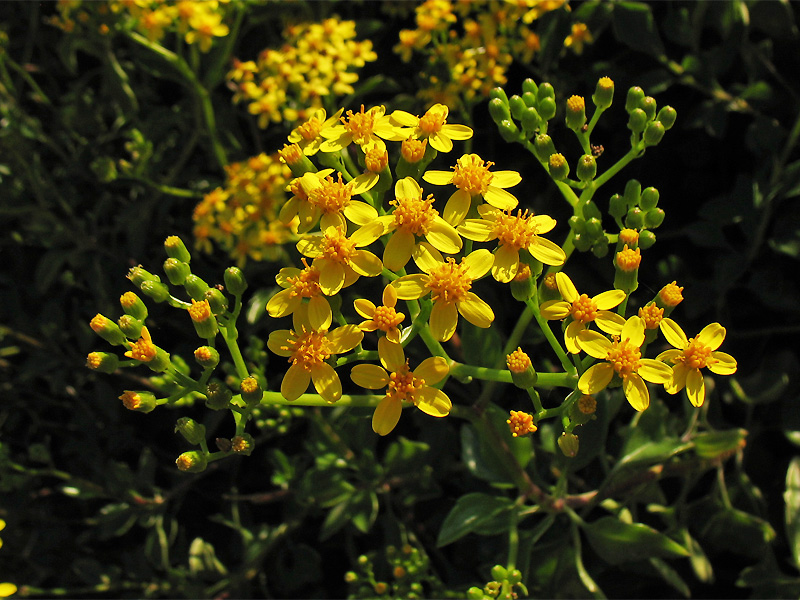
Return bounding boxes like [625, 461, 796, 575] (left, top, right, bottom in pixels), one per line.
[423, 153, 521, 225]
[320, 105, 411, 153]
[656, 318, 737, 407]
[540, 272, 626, 353]
[577, 316, 673, 412]
[354, 284, 406, 344]
[351, 337, 451, 435]
[124, 326, 157, 363]
[0, 519, 16, 598]
[390, 103, 473, 153]
[296, 226, 383, 295]
[458, 205, 566, 282]
[267, 311, 363, 403]
[366, 177, 462, 271]
[392, 244, 494, 342]
[287, 107, 344, 156]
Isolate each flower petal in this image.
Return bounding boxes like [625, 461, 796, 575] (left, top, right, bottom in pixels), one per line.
[660, 318, 688, 350]
[378, 336, 405, 372]
[623, 374, 650, 411]
[638, 358, 673, 384]
[426, 219, 463, 254]
[415, 387, 452, 417]
[343, 201, 379, 226]
[413, 242, 445, 273]
[396, 176, 423, 199]
[622, 316, 646, 347]
[429, 131, 453, 153]
[350, 250, 384, 277]
[267, 330, 295, 357]
[593, 289, 626, 311]
[457, 292, 494, 328]
[383, 229, 415, 272]
[577, 330, 611, 359]
[318, 261, 346, 295]
[579, 363, 614, 394]
[281, 363, 311, 400]
[463, 248, 494, 279]
[555, 272, 579, 303]
[308, 295, 333, 330]
[697, 322, 726, 351]
[350, 220, 386, 246]
[528, 237, 566, 266]
[373, 396, 403, 436]
[529, 214, 557, 234]
[354, 298, 377, 320]
[457, 219, 495, 242]
[413, 356, 449, 385]
[540, 300, 571, 320]
[490, 170, 522, 188]
[442, 123, 474, 140]
[667, 364, 689, 394]
[685, 368, 705, 407]
[392, 274, 429, 300]
[351, 364, 390, 389]
[430, 301, 459, 341]
[564, 320, 584, 354]
[311, 362, 342, 402]
[491, 244, 519, 283]
[708, 351, 737, 375]
[327, 324, 364, 354]
[484, 186, 518, 210]
[382, 283, 398, 307]
[422, 170, 455, 186]
[267, 289, 300, 318]
[443, 189, 471, 225]
[595, 311, 626, 335]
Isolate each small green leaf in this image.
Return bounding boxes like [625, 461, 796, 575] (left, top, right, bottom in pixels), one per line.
[701, 507, 776, 559]
[616, 438, 693, 470]
[692, 429, 747, 459]
[437, 493, 514, 547]
[785, 457, 800, 570]
[582, 516, 689, 564]
[649, 557, 690, 598]
[679, 528, 714, 583]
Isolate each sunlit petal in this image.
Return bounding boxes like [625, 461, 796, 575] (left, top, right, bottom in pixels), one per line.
[267, 330, 295, 357]
[555, 272, 579, 303]
[354, 298, 377, 320]
[422, 170, 455, 186]
[623, 374, 650, 412]
[686, 368, 705, 407]
[350, 364, 390, 389]
[639, 359, 673, 384]
[373, 396, 403, 436]
[564, 320, 584, 354]
[429, 131, 453, 153]
[622, 316, 646, 347]
[326, 324, 364, 354]
[414, 356, 449, 385]
[383, 229, 415, 272]
[540, 300, 571, 320]
[457, 292, 494, 328]
[595, 311, 626, 335]
[427, 219, 463, 254]
[484, 186, 518, 210]
[463, 248, 494, 279]
[491, 171, 522, 188]
[392, 274, 429, 300]
[579, 363, 614, 394]
[594, 290, 626, 310]
[528, 237, 566, 266]
[457, 219, 495, 242]
[343, 201, 379, 226]
[697, 322, 726, 351]
[378, 336, 406, 372]
[413, 242, 445, 273]
[430, 301, 459, 341]
[311, 362, 341, 402]
[318, 261, 346, 295]
[577, 330, 611, 359]
[443, 189, 471, 225]
[308, 295, 332, 330]
[350, 250, 384, 277]
[708, 352, 737, 375]
[281, 364, 310, 400]
[660, 318, 688, 350]
[415, 387, 452, 417]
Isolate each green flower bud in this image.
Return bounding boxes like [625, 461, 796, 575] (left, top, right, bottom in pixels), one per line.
[623, 179, 642, 207]
[522, 91, 537, 108]
[489, 87, 509, 104]
[643, 121, 666, 146]
[565, 95, 586, 131]
[508, 569, 522, 585]
[163, 258, 191, 286]
[521, 107, 541, 134]
[625, 86, 645, 113]
[537, 96, 557, 121]
[194, 345, 220, 369]
[86, 351, 120, 374]
[184, 274, 210, 302]
[164, 235, 191, 264]
[609, 193, 627, 220]
[509, 95, 526, 120]
[119, 291, 148, 321]
[491, 565, 508, 581]
[522, 78, 538, 96]
[638, 229, 656, 249]
[280, 144, 316, 177]
[204, 287, 228, 315]
[591, 240, 609, 258]
[614, 244, 641, 293]
[656, 106, 677, 130]
[568, 215, 587, 235]
[175, 417, 206, 445]
[585, 217, 603, 239]
[639, 96, 657, 121]
[224, 266, 248, 296]
[89, 314, 128, 346]
[627, 108, 648, 134]
[576, 154, 597, 182]
[231, 433, 255, 455]
[117, 314, 144, 339]
[140, 280, 171, 303]
[533, 134, 556, 163]
[558, 432, 579, 457]
[189, 300, 218, 339]
[582, 200, 602, 221]
[625, 207, 646, 229]
[240, 376, 263, 405]
[175, 450, 208, 473]
[488, 98, 511, 125]
[548, 153, 569, 181]
[640, 187, 659, 210]
[498, 119, 520, 143]
[507, 348, 538, 388]
[644, 207, 665, 228]
[120, 390, 157, 413]
[510, 265, 536, 301]
[127, 265, 160, 287]
[205, 381, 232, 410]
[147, 347, 171, 373]
[537, 81, 555, 101]
[467, 587, 484, 600]
[573, 233, 592, 252]
[592, 76, 614, 110]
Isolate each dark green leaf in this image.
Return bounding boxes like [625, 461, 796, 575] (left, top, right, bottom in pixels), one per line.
[437, 492, 514, 547]
[785, 457, 800, 570]
[460, 320, 503, 367]
[649, 557, 690, 598]
[582, 516, 689, 564]
[611, 2, 665, 58]
[692, 429, 747, 459]
[700, 507, 776, 558]
[616, 438, 693, 470]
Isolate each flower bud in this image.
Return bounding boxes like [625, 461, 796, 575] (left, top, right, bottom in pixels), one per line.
[240, 375, 263, 405]
[117, 314, 144, 339]
[638, 229, 656, 249]
[164, 235, 192, 264]
[655, 281, 684, 311]
[537, 96, 557, 121]
[205, 381, 232, 410]
[489, 86, 509, 104]
[614, 244, 641, 293]
[573, 233, 592, 252]
[120, 390, 157, 413]
[188, 299, 218, 339]
[521, 91, 537, 108]
[639, 96, 657, 121]
[224, 266, 248, 296]
[278, 143, 316, 177]
[147, 347, 172, 373]
[548, 153, 569, 181]
[643, 120, 665, 146]
[488, 98, 511, 125]
[585, 217, 603, 239]
[558, 432, 579, 457]
[521, 107, 541, 135]
[591, 240, 609, 258]
[568, 215, 587, 235]
[623, 179, 641, 207]
[521, 78, 538, 96]
[204, 287, 228, 315]
[127, 265, 160, 288]
[537, 81, 555, 101]
[491, 565, 508, 581]
[507, 410, 537, 438]
[231, 433, 255, 455]
[609, 193, 627, 220]
[90, 314, 127, 346]
[565, 95, 586, 131]
[86, 351, 120, 373]
[569, 394, 596, 425]
[194, 345, 220, 369]
[576, 154, 597, 183]
[184, 274, 210, 302]
[175, 417, 206, 445]
[498, 119, 520, 143]
[582, 200, 602, 221]
[592, 76, 614, 110]
[164, 258, 191, 286]
[625, 207, 645, 230]
[625, 86, 645, 113]
[175, 450, 208, 473]
[510, 263, 535, 301]
[640, 187, 659, 210]
[400, 137, 427, 165]
[618, 228, 640, 249]
[119, 291, 148, 321]
[534, 134, 556, 163]
[509, 95, 526, 120]
[644, 207, 665, 228]
[656, 106, 677, 130]
[627, 108, 648, 134]
[140, 280, 171, 303]
[506, 347, 537, 388]
[364, 145, 389, 174]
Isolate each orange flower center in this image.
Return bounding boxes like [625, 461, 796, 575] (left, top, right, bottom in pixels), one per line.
[279, 144, 304, 165]
[426, 257, 472, 305]
[570, 294, 598, 324]
[372, 306, 404, 331]
[286, 260, 322, 298]
[451, 155, 493, 195]
[309, 173, 353, 215]
[188, 299, 213, 323]
[507, 410, 537, 437]
[679, 338, 712, 370]
[506, 347, 532, 373]
[127, 336, 157, 362]
[387, 362, 424, 402]
[616, 245, 642, 272]
[638, 303, 664, 329]
[492, 209, 539, 250]
[320, 228, 357, 264]
[120, 391, 142, 410]
[659, 281, 684, 307]
[391, 194, 438, 235]
[605, 338, 642, 376]
[286, 328, 332, 370]
[419, 107, 447, 135]
[401, 138, 427, 163]
[343, 105, 375, 146]
[297, 117, 323, 141]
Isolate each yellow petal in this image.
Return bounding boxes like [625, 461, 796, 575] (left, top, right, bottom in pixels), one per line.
[564, 320, 584, 354]
[382, 283, 398, 308]
[540, 300, 571, 320]
[622, 316, 645, 347]
[708, 351, 737, 375]
[555, 272, 579, 303]
[490, 170, 522, 188]
[638, 358, 674, 384]
[442, 123, 474, 141]
[528, 237, 566, 266]
[390, 110, 419, 127]
[484, 186, 518, 210]
[308, 295, 333, 330]
[443, 189, 471, 225]
[457, 219, 495, 242]
[373, 396, 403, 436]
[275, 267, 301, 288]
[577, 330, 611, 359]
[422, 170, 455, 186]
[413, 242, 445, 273]
[267, 330, 295, 357]
[318, 260, 346, 295]
[429, 131, 453, 153]
[383, 229, 415, 272]
[685, 369, 705, 407]
[430, 301, 459, 342]
[354, 298, 377, 320]
[579, 362, 614, 394]
[0, 583, 18, 598]
[623, 374, 650, 411]
[529, 214, 557, 234]
[667, 364, 689, 394]
[595, 311, 626, 335]
[351, 220, 386, 246]
[491, 244, 519, 283]
[463, 248, 494, 279]
[415, 387, 452, 417]
[351, 364, 390, 389]
[378, 336, 405, 372]
[656, 349, 681, 363]
[281, 363, 311, 400]
[457, 292, 494, 328]
[396, 176, 422, 199]
[320, 211, 347, 232]
[296, 236, 323, 258]
[343, 201, 379, 226]
[414, 356, 449, 385]
[697, 322, 726, 351]
[660, 318, 688, 350]
[327, 324, 364, 354]
[426, 219, 463, 254]
[392, 274, 429, 300]
[267, 289, 300, 318]
[351, 172, 379, 195]
[311, 362, 341, 402]
[350, 250, 383, 277]
[593, 289, 626, 310]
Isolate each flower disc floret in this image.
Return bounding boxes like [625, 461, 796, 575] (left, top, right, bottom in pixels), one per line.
[124, 326, 157, 362]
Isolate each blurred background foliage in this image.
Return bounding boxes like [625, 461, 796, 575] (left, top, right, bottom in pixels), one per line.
[1, 0, 800, 597]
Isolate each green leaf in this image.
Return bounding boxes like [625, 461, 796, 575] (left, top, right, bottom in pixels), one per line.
[785, 457, 800, 570]
[616, 438, 693, 470]
[649, 557, 690, 598]
[582, 516, 690, 565]
[679, 528, 714, 583]
[437, 492, 514, 547]
[611, 2, 665, 58]
[692, 429, 747, 459]
[460, 320, 503, 367]
[700, 507, 776, 559]
[383, 436, 430, 475]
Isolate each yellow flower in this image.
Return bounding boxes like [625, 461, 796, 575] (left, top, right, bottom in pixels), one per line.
[458, 205, 565, 282]
[507, 410, 537, 437]
[185, 8, 229, 52]
[320, 105, 411, 153]
[390, 104, 473, 153]
[564, 22, 593, 55]
[267, 311, 363, 403]
[577, 316, 673, 411]
[656, 318, 737, 407]
[351, 337, 450, 435]
[354, 284, 406, 344]
[392, 244, 494, 342]
[423, 153, 520, 225]
[0, 519, 15, 598]
[124, 326, 157, 362]
[296, 226, 383, 295]
[287, 107, 344, 156]
[540, 272, 626, 353]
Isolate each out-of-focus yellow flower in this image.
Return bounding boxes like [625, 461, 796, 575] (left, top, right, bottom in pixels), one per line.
[540, 272, 626, 353]
[351, 337, 451, 436]
[185, 6, 229, 52]
[457, 206, 565, 282]
[0, 519, 16, 598]
[657, 319, 737, 407]
[564, 22, 593, 55]
[354, 284, 406, 344]
[320, 105, 411, 153]
[390, 104, 473, 153]
[288, 108, 344, 156]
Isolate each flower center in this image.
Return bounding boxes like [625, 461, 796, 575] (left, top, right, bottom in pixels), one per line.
[680, 338, 712, 370]
[320, 228, 357, 264]
[391, 194, 438, 235]
[638, 303, 664, 329]
[309, 173, 353, 215]
[343, 105, 375, 146]
[492, 209, 539, 250]
[507, 410, 537, 437]
[297, 117, 322, 141]
[426, 257, 472, 305]
[127, 336, 157, 362]
[451, 154, 494, 195]
[287, 259, 322, 298]
[387, 362, 424, 403]
[372, 305, 405, 331]
[506, 347, 532, 373]
[605, 338, 642, 376]
[286, 328, 332, 370]
[570, 294, 598, 324]
[616, 244, 642, 272]
[419, 107, 447, 135]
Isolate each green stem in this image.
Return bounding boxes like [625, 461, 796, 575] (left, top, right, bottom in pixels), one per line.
[525, 296, 574, 375]
[449, 363, 574, 388]
[257, 391, 384, 408]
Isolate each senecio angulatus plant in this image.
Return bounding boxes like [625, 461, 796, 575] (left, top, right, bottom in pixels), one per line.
[88, 77, 741, 596]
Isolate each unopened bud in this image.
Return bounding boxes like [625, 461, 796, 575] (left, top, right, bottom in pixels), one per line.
[521, 107, 541, 135]
[489, 87, 509, 104]
[614, 244, 641, 293]
[127, 265, 160, 288]
[119, 291, 148, 321]
[576, 154, 597, 183]
[140, 280, 170, 303]
[640, 187, 659, 210]
[90, 314, 127, 346]
[117, 314, 144, 339]
[489, 97, 511, 125]
[120, 390, 157, 413]
[498, 119, 520, 143]
[188, 299, 218, 339]
[625, 86, 645, 113]
[521, 78, 538, 96]
[86, 351, 120, 373]
[537, 95, 557, 121]
[184, 274, 210, 302]
[643, 121, 665, 146]
[644, 207, 665, 228]
[175, 417, 206, 445]
[548, 153, 569, 181]
[627, 108, 648, 134]
[609, 193, 627, 220]
[592, 76, 614, 110]
[240, 376, 263, 405]
[534, 134, 556, 163]
[278, 143, 315, 176]
[506, 347, 537, 388]
[194, 346, 220, 369]
[565, 95, 586, 131]
[224, 267, 248, 296]
[231, 433, 255, 455]
[164, 258, 191, 286]
[175, 450, 208, 473]
[639, 96, 657, 121]
[509, 95, 526, 120]
[507, 410, 537, 438]
[656, 106, 677, 130]
[205, 381, 232, 410]
[510, 264, 535, 301]
[558, 432, 579, 457]
[164, 235, 192, 264]
[204, 287, 228, 315]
